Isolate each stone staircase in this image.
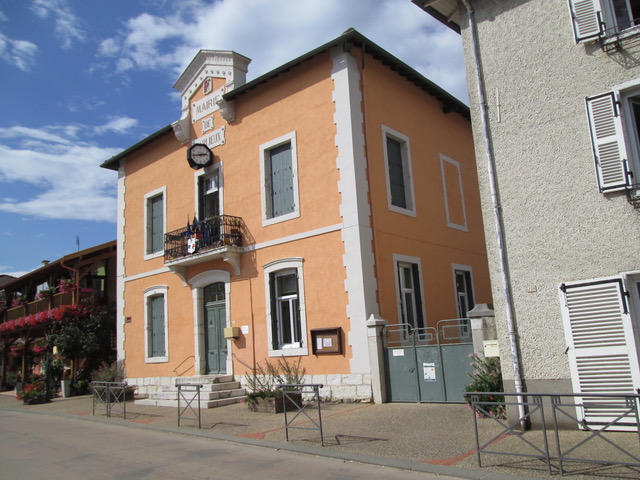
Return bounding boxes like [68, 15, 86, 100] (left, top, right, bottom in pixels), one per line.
[135, 375, 245, 409]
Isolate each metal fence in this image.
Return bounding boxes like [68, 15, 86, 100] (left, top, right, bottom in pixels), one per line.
[91, 381, 128, 419]
[466, 391, 640, 476]
[177, 383, 202, 429]
[278, 383, 324, 446]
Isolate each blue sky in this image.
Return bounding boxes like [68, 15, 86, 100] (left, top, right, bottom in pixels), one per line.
[0, 0, 465, 278]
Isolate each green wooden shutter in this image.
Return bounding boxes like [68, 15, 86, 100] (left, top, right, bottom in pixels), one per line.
[269, 143, 294, 217]
[150, 295, 165, 357]
[149, 195, 164, 253]
[387, 137, 407, 209]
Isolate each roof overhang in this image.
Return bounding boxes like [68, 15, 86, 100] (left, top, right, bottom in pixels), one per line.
[411, 0, 462, 34]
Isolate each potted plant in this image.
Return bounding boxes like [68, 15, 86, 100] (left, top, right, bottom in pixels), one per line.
[90, 361, 136, 400]
[17, 380, 47, 405]
[245, 357, 306, 413]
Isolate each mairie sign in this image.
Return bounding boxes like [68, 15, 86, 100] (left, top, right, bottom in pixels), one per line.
[194, 126, 225, 149]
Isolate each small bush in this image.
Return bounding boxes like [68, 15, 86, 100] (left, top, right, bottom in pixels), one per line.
[91, 361, 125, 383]
[464, 354, 505, 418]
[245, 356, 306, 402]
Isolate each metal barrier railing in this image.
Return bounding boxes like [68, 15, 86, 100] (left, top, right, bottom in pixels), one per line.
[466, 391, 640, 476]
[91, 381, 128, 419]
[278, 383, 324, 446]
[177, 383, 202, 429]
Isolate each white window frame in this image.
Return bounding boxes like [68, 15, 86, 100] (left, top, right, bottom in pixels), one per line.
[585, 85, 640, 192]
[264, 258, 308, 357]
[440, 155, 468, 231]
[143, 186, 166, 260]
[382, 125, 416, 217]
[144, 285, 169, 363]
[393, 254, 426, 330]
[259, 131, 300, 227]
[569, 0, 640, 42]
[194, 163, 223, 220]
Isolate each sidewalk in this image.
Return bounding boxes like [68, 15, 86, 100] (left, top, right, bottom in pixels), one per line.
[0, 392, 637, 479]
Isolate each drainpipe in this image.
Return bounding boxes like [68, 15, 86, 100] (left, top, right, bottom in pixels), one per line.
[460, 0, 526, 430]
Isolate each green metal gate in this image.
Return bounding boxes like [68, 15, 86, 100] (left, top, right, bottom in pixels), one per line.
[383, 319, 474, 403]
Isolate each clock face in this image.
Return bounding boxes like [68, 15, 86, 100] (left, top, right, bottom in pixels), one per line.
[188, 144, 213, 169]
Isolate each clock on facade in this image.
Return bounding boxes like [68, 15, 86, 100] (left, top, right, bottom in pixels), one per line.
[187, 143, 213, 169]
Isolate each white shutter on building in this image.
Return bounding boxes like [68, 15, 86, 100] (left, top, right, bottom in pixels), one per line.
[560, 278, 640, 429]
[568, 0, 604, 42]
[585, 92, 631, 191]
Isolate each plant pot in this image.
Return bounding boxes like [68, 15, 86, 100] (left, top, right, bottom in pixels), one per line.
[247, 392, 302, 413]
[23, 394, 47, 405]
[61, 379, 71, 398]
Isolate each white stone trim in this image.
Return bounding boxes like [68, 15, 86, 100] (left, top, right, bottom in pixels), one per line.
[124, 267, 171, 283]
[392, 254, 427, 328]
[331, 46, 378, 374]
[143, 186, 166, 260]
[244, 224, 342, 252]
[189, 270, 232, 375]
[117, 163, 126, 362]
[440, 154, 468, 231]
[259, 131, 300, 226]
[144, 285, 169, 363]
[263, 258, 308, 357]
[381, 125, 416, 217]
[194, 162, 224, 217]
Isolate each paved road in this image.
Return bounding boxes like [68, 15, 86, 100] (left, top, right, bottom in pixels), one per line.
[0, 409, 465, 480]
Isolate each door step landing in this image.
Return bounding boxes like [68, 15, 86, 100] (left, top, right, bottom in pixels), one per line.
[135, 375, 245, 409]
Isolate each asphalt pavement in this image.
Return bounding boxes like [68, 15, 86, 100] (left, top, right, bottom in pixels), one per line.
[1, 391, 638, 479]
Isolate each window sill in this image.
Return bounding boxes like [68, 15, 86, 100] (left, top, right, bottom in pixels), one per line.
[263, 210, 300, 227]
[145, 356, 168, 363]
[388, 204, 417, 217]
[268, 347, 308, 357]
[144, 251, 164, 261]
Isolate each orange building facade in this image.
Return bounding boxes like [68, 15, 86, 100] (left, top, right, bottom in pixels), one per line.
[101, 30, 491, 402]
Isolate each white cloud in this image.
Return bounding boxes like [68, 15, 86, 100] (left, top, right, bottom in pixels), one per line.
[96, 0, 467, 102]
[0, 33, 38, 71]
[0, 127, 121, 222]
[31, 0, 86, 49]
[95, 117, 139, 135]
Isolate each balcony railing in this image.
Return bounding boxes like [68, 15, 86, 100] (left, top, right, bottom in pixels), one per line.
[164, 215, 243, 263]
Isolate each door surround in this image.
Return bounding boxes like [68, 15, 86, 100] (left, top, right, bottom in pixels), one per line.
[189, 270, 231, 375]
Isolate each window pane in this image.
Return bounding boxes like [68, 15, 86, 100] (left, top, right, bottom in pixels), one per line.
[387, 137, 407, 208]
[149, 195, 163, 253]
[277, 272, 298, 296]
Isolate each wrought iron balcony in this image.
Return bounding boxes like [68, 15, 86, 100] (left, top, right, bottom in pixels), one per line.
[164, 215, 244, 275]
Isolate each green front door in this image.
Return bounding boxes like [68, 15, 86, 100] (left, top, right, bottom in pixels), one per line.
[204, 283, 227, 375]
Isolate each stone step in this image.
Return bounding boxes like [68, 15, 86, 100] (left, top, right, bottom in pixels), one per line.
[162, 381, 241, 393]
[135, 395, 245, 409]
[148, 388, 245, 401]
[175, 375, 234, 385]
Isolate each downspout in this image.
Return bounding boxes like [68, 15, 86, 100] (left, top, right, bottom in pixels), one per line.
[460, 0, 526, 430]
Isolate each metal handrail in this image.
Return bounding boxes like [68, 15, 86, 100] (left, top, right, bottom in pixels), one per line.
[164, 214, 243, 261]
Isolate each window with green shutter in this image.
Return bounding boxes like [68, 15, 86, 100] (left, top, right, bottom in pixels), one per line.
[268, 143, 294, 218]
[146, 193, 164, 254]
[148, 294, 166, 357]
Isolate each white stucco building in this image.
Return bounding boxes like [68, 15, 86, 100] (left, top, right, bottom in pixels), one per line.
[415, 0, 640, 425]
